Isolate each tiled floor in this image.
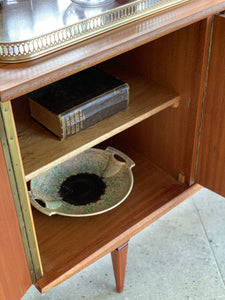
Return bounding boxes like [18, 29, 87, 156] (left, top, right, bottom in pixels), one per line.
[22, 188, 225, 300]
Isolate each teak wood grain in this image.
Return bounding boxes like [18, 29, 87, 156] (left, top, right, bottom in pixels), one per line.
[1, 1, 225, 298]
[0, 143, 31, 300]
[0, 0, 225, 102]
[109, 18, 213, 185]
[196, 14, 225, 197]
[33, 143, 201, 293]
[13, 67, 180, 181]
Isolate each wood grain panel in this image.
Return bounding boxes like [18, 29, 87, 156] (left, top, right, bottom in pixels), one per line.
[13, 69, 180, 181]
[34, 142, 201, 293]
[111, 18, 213, 185]
[196, 14, 225, 197]
[0, 142, 31, 300]
[0, 0, 225, 102]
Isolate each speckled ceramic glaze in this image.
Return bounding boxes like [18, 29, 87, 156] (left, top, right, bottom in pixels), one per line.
[29, 147, 135, 217]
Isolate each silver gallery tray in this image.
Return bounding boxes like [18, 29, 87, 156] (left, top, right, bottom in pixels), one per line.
[0, 0, 188, 63]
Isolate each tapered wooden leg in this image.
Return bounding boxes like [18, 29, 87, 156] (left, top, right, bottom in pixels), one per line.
[111, 242, 129, 293]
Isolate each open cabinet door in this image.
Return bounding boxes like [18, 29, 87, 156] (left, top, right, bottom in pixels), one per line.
[196, 14, 225, 197]
[0, 142, 31, 300]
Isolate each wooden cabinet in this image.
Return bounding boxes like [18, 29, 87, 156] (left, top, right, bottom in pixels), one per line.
[1, 1, 225, 299]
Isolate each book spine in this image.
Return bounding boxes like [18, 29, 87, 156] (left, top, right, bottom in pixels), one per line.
[60, 84, 129, 140]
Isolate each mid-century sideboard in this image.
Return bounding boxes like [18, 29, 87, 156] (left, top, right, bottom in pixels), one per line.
[1, 0, 225, 299]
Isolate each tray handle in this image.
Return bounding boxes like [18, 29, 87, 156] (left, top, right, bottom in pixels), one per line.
[106, 147, 135, 168]
[29, 192, 56, 216]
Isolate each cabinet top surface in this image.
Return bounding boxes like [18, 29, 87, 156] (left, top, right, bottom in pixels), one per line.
[0, 0, 225, 102]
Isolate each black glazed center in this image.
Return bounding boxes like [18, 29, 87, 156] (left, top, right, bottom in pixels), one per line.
[59, 173, 106, 206]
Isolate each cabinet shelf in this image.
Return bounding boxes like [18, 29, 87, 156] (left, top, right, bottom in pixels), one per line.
[13, 65, 180, 182]
[32, 143, 200, 293]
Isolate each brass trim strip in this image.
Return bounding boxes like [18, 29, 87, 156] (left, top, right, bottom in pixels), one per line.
[0, 0, 188, 63]
[0, 101, 43, 282]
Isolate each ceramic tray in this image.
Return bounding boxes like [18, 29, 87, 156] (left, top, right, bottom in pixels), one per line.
[29, 147, 135, 217]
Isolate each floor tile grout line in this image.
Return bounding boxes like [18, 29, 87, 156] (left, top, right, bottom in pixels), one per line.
[192, 197, 225, 289]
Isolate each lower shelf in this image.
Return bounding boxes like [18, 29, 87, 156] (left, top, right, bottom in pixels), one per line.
[33, 143, 201, 293]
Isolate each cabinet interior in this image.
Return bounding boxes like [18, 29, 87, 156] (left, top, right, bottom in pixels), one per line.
[11, 19, 206, 292]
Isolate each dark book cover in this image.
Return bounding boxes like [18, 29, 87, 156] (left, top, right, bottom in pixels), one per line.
[29, 67, 129, 140]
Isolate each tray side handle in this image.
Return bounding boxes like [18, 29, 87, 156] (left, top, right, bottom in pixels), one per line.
[29, 192, 56, 216]
[106, 147, 135, 168]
